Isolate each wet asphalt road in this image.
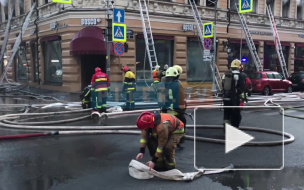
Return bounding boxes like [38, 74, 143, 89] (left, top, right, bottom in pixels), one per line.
[0, 94, 304, 190]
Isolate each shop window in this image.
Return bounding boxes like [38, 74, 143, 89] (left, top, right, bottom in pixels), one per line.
[42, 39, 62, 85]
[16, 45, 28, 82]
[297, 1, 303, 20]
[31, 43, 39, 81]
[294, 46, 304, 72]
[266, 0, 275, 13]
[187, 39, 213, 82]
[282, 0, 290, 18]
[135, 38, 174, 81]
[19, 0, 24, 15]
[264, 43, 289, 73]
[228, 41, 258, 73]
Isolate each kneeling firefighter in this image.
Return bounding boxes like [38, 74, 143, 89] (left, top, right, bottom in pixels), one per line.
[122, 66, 136, 110]
[135, 111, 184, 171]
[91, 67, 110, 114]
[222, 59, 246, 128]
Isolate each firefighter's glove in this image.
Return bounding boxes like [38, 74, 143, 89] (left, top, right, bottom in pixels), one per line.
[146, 161, 155, 171]
[136, 153, 143, 161]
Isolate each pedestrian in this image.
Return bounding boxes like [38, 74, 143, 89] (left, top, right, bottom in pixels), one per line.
[122, 66, 136, 110]
[222, 59, 246, 129]
[91, 67, 110, 114]
[135, 111, 184, 171]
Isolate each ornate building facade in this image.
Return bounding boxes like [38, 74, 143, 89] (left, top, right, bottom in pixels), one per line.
[0, 0, 304, 92]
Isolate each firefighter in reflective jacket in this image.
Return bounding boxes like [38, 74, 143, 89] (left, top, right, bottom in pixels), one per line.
[222, 59, 246, 129]
[91, 67, 110, 113]
[80, 85, 91, 109]
[151, 65, 161, 93]
[122, 66, 136, 110]
[135, 111, 184, 171]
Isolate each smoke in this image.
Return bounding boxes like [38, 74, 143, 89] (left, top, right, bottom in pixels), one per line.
[0, 0, 8, 6]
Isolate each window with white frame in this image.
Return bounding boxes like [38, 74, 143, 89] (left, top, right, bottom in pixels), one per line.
[266, 0, 275, 13]
[206, 0, 215, 7]
[282, 0, 290, 18]
[297, 0, 303, 20]
[19, 0, 24, 15]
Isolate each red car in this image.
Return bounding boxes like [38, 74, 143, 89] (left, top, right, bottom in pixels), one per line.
[247, 71, 293, 96]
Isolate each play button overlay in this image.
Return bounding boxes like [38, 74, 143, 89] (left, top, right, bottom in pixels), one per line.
[194, 106, 284, 170]
[225, 123, 254, 154]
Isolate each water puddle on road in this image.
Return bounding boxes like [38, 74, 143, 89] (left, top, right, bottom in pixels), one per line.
[210, 168, 304, 190]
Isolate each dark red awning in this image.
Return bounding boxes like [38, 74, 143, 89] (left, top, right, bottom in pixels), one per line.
[70, 27, 111, 55]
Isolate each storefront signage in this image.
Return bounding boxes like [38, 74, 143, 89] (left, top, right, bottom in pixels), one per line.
[250, 31, 272, 36]
[183, 24, 194, 31]
[81, 18, 101, 26]
[50, 22, 68, 30]
[127, 29, 133, 39]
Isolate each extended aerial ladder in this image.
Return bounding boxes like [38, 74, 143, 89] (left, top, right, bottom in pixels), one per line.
[138, 0, 158, 74]
[189, 0, 222, 93]
[266, 5, 289, 79]
[236, 4, 263, 72]
[0, 3, 36, 83]
[0, 9, 14, 71]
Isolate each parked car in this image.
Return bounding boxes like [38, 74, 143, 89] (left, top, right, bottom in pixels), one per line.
[288, 72, 304, 91]
[247, 71, 293, 96]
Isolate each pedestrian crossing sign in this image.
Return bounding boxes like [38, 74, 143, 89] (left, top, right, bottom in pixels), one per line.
[52, 0, 72, 4]
[112, 23, 127, 42]
[239, 0, 252, 13]
[203, 22, 213, 38]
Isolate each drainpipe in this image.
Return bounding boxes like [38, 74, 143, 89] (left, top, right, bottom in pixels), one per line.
[34, 3, 40, 85]
[227, 0, 231, 34]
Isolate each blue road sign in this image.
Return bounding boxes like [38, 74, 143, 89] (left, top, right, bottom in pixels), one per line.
[203, 22, 213, 38]
[239, 0, 252, 13]
[113, 9, 125, 23]
[113, 23, 127, 42]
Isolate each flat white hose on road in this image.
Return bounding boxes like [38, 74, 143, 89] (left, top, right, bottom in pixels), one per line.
[128, 160, 233, 181]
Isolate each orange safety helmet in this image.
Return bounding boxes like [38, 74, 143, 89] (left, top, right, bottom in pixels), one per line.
[136, 111, 155, 130]
[95, 67, 101, 72]
[122, 66, 129, 73]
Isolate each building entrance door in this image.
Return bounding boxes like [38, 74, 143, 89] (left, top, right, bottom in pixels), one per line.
[81, 55, 106, 89]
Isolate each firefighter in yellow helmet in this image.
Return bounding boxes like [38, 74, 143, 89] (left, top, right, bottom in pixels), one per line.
[222, 59, 246, 130]
[122, 66, 136, 110]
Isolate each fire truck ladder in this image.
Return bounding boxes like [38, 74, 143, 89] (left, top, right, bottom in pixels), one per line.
[0, 8, 14, 70]
[189, 0, 222, 93]
[138, 0, 158, 72]
[0, 3, 36, 83]
[236, 4, 263, 72]
[266, 5, 289, 79]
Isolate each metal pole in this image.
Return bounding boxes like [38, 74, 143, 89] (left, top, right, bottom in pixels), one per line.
[240, 27, 242, 60]
[213, 0, 218, 92]
[106, 0, 111, 78]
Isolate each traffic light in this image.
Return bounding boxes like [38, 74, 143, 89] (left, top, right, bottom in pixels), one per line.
[124, 42, 129, 53]
[106, 19, 112, 42]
